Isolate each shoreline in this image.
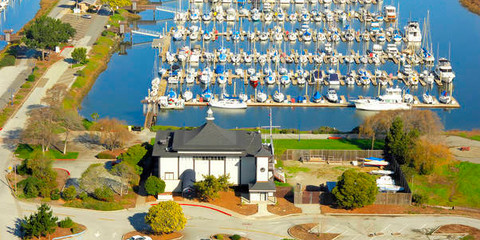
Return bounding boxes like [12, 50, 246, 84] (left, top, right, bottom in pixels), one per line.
[460, 0, 480, 15]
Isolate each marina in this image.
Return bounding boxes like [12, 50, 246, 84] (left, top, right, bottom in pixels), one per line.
[136, 0, 460, 126]
[81, 0, 478, 130]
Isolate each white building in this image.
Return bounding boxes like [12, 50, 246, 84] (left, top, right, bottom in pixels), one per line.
[152, 109, 276, 203]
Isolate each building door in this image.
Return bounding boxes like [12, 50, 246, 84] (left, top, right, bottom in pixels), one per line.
[261, 193, 267, 201]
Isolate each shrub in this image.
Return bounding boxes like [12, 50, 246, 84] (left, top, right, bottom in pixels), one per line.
[20, 176, 45, 198]
[51, 189, 60, 200]
[96, 152, 116, 159]
[62, 186, 77, 201]
[194, 175, 231, 201]
[117, 144, 148, 175]
[412, 193, 428, 205]
[0, 54, 15, 68]
[24, 180, 40, 198]
[94, 186, 114, 202]
[216, 234, 224, 240]
[145, 176, 165, 196]
[78, 192, 88, 200]
[58, 217, 74, 228]
[71, 47, 87, 63]
[145, 201, 187, 234]
[27, 74, 35, 82]
[21, 82, 31, 89]
[231, 234, 241, 240]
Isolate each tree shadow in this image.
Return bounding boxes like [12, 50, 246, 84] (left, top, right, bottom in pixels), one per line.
[6, 218, 24, 238]
[128, 213, 149, 232]
[74, 132, 100, 148]
[1, 129, 22, 151]
[63, 58, 76, 64]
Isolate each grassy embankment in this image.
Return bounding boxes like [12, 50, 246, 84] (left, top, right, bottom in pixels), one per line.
[63, 10, 138, 109]
[14, 144, 79, 160]
[273, 138, 385, 155]
[409, 161, 480, 209]
[447, 130, 480, 141]
[460, 0, 480, 15]
[0, 0, 61, 127]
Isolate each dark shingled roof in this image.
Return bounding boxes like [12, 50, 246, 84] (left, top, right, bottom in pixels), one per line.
[152, 121, 272, 157]
[249, 181, 276, 192]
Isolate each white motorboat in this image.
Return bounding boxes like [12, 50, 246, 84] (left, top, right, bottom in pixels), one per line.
[353, 87, 411, 111]
[280, 74, 290, 85]
[383, 5, 396, 21]
[200, 67, 212, 84]
[251, 9, 261, 21]
[439, 92, 453, 104]
[327, 71, 340, 85]
[404, 21, 422, 43]
[370, 170, 394, 175]
[325, 88, 338, 103]
[183, 88, 193, 102]
[434, 58, 455, 83]
[422, 93, 434, 104]
[273, 91, 285, 102]
[346, 71, 356, 85]
[226, 7, 236, 22]
[209, 98, 247, 109]
[421, 70, 435, 85]
[364, 160, 389, 166]
[256, 90, 267, 102]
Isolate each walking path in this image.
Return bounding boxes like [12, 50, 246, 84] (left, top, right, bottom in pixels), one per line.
[0, 1, 109, 239]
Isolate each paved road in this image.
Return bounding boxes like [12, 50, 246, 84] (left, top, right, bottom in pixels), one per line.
[13, 200, 480, 240]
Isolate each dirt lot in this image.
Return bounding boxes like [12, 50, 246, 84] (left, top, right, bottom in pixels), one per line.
[267, 197, 302, 215]
[123, 231, 182, 240]
[284, 161, 379, 188]
[446, 135, 480, 164]
[435, 224, 480, 238]
[288, 223, 339, 240]
[173, 191, 258, 216]
[321, 204, 480, 219]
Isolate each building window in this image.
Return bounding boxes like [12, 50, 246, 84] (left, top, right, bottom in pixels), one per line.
[164, 172, 174, 180]
[193, 156, 226, 161]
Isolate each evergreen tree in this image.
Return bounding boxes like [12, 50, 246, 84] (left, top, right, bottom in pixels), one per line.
[384, 117, 409, 165]
[21, 204, 58, 238]
[332, 169, 378, 209]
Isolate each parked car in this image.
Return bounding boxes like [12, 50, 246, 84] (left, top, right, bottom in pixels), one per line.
[81, 14, 92, 19]
[128, 236, 152, 240]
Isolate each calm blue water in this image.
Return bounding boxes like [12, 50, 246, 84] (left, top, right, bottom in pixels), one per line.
[81, 0, 479, 131]
[0, 0, 41, 50]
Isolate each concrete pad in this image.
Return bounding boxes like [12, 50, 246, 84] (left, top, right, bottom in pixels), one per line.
[295, 204, 321, 214]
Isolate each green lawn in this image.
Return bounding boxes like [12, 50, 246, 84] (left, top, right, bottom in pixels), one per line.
[410, 161, 480, 208]
[15, 144, 79, 160]
[273, 138, 384, 155]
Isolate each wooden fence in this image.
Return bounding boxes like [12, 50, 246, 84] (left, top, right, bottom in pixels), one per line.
[375, 192, 412, 205]
[280, 149, 384, 162]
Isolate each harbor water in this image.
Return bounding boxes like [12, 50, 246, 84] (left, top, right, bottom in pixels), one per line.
[81, 0, 480, 131]
[0, 0, 41, 50]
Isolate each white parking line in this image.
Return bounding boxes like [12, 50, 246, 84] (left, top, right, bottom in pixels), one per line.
[325, 224, 338, 233]
[381, 224, 391, 233]
[398, 224, 409, 233]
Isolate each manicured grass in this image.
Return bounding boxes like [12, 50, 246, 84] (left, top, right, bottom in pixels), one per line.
[447, 130, 480, 142]
[273, 138, 384, 155]
[410, 161, 480, 208]
[15, 144, 79, 160]
[283, 165, 310, 174]
[274, 181, 291, 187]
